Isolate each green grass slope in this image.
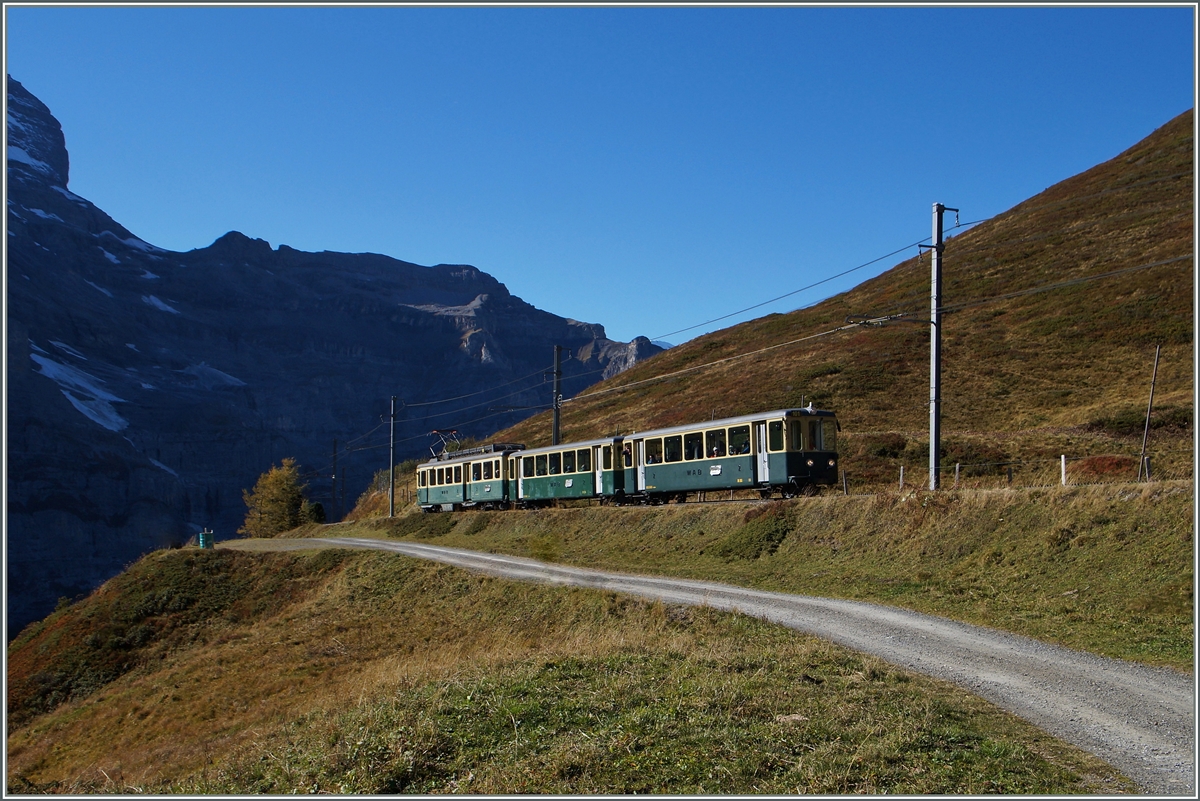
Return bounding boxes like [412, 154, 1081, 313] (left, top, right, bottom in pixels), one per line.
[8, 543, 1136, 794]
[494, 110, 1193, 489]
[343, 481, 1194, 670]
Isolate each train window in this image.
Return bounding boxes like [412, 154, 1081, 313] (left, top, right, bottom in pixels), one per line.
[706, 429, 727, 458]
[577, 449, 591, 472]
[664, 435, 682, 463]
[563, 451, 575, 473]
[436, 468, 444, 485]
[549, 453, 561, 474]
[495, 459, 501, 478]
[768, 421, 784, 452]
[684, 432, 704, 460]
[789, 420, 804, 451]
[419, 470, 427, 487]
[623, 444, 633, 468]
[645, 438, 663, 464]
[472, 463, 481, 482]
[808, 421, 821, 450]
[483, 460, 493, 481]
[729, 425, 751, 455]
[603, 446, 613, 470]
[454, 465, 462, 483]
[536, 455, 548, 476]
[523, 456, 535, 478]
[823, 419, 837, 451]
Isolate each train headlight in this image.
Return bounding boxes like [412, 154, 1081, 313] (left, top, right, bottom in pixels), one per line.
[828, 458, 836, 467]
[806, 459, 814, 467]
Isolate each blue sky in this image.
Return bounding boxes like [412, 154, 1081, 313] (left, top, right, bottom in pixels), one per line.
[5, 4, 1195, 345]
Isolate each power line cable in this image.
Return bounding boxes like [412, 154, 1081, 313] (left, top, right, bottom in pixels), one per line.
[565, 253, 1191, 409]
[571, 321, 861, 403]
[647, 172, 1186, 347]
[650, 236, 935, 342]
[409, 382, 560, 422]
[401, 366, 552, 407]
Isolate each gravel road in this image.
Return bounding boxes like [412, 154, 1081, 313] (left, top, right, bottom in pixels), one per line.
[233, 536, 1195, 794]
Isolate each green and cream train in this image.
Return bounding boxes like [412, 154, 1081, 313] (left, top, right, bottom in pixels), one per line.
[416, 407, 839, 511]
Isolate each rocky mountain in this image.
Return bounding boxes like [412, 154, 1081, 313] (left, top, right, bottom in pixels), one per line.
[5, 77, 663, 635]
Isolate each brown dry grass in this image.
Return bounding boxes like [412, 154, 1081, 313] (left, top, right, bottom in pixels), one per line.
[7, 551, 783, 790]
[7, 544, 1139, 795]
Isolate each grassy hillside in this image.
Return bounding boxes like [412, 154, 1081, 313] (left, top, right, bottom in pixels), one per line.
[7, 524, 1143, 794]
[343, 481, 1194, 670]
[492, 110, 1193, 488]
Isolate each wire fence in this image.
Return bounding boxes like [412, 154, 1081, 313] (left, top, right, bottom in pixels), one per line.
[876, 450, 1193, 494]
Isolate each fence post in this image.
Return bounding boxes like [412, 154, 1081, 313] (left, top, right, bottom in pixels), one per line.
[1143, 456, 1152, 482]
[954, 463, 960, 489]
[842, 470, 848, 495]
[1007, 466, 1013, 486]
[1061, 455, 1068, 486]
[899, 465, 905, 490]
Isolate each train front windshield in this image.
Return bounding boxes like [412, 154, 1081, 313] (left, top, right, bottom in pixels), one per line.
[787, 417, 837, 451]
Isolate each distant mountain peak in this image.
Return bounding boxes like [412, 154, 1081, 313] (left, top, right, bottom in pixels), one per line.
[6, 75, 69, 187]
[198, 230, 276, 260]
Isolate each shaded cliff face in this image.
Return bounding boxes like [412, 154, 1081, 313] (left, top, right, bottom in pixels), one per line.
[5, 76, 663, 636]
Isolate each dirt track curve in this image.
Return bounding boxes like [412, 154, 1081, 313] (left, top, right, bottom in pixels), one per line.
[231, 537, 1195, 794]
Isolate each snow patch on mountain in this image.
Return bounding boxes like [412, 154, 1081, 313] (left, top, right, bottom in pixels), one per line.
[150, 458, 178, 477]
[51, 185, 88, 204]
[6, 110, 29, 133]
[49, 340, 86, 359]
[142, 295, 180, 314]
[100, 229, 163, 252]
[26, 207, 62, 222]
[30, 353, 128, 431]
[6, 145, 52, 175]
[179, 362, 247, 389]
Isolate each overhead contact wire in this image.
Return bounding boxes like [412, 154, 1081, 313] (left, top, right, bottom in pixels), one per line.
[650, 236, 934, 342]
[571, 321, 861, 403]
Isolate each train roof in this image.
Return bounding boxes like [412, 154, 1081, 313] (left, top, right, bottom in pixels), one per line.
[508, 435, 621, 458]
[417, 409, 837, 468]
[485, 408, 838, 459]
[626, 407, 836, 440]
[420, 442, 525, 467]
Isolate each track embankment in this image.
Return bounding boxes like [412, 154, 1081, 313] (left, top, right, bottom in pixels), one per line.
[226, 536, 1195, 795]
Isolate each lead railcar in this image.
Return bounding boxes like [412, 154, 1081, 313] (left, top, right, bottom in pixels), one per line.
[416, 442, 525, 512]
[617, 407, 839, 503]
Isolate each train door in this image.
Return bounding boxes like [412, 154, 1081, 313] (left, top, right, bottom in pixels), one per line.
[755, 422, 770, 483]
[636, 439, 646, 492]
[594, 445, 604, 495]
[611, 440, 626, 495]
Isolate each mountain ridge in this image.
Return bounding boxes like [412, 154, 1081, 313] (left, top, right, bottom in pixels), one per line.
[5, 76, 662, 635]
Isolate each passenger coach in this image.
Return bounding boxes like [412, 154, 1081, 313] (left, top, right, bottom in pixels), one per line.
[620, 407, 839, 503]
